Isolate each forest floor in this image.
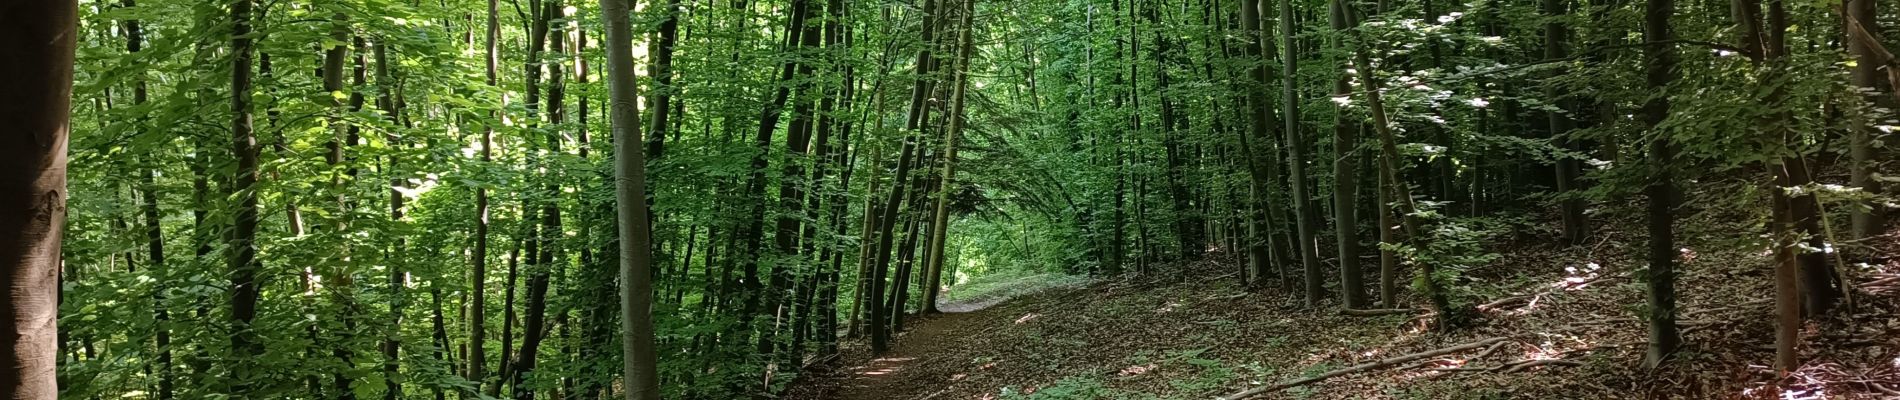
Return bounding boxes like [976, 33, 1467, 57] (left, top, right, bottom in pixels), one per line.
[787, 224, 1900, 400]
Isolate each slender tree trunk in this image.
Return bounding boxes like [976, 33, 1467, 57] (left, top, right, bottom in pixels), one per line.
[1342, 0, 1459, 328]
[224, 0, 269, 392]
[764, 0, 825, 373]
[1640, 0, 1681, 367]
[1274, 0, 1322, 308]
[1327, 0, 1366, 309]
[121, 6, 175, 397]
[512, 4, 568, 397]
[0, 0, 75, 396]
[601, 0, 661, 395]
[465, 0, 499, 394]
[375, 40, 408, 400]
[923, 0, 976, 315]
[1546, 0, 1587, 246]
[870, 0, 942, 354]
[1847, 0, 1887, 239]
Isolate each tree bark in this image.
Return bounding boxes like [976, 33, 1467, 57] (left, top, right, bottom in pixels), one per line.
[0, 0, 75, 396]
[601, 0, 662, 396]
[923, 0, 976, 316]
[1640, 0, 1681, 368]
[1328, 0, 1366, 309]
[1847, 0, 1887, 239]
[225, 0, 268, 392]
[466, 0, 499, 394]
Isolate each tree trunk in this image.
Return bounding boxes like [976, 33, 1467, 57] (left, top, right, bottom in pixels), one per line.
[1546, 0, 1587, 246]
[122, 6, 175, 397]
[1327, 0, 1366, 309]
[0, 0, 75, 396]
[1640, 0, 1681, 368]
[466, 0, 499, 394]
[923, 0, 976, 315]
[1847, 0, 1887, 239]
[225, 0, 267, 391]
[1342, 0, 1459, 329]
[601, 0, 661, 396]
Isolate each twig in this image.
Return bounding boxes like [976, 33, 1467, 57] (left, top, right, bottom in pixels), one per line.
[1401, 341, 1513, 370]
[1470, 340, 1513, 362]
[1477, 295, 1531, 311]
[1340, 308, 1425, 316]
[1217, 337, 1509, 400]
[1501, 359, 1583, 373]
[1871, 383, 1900, 396]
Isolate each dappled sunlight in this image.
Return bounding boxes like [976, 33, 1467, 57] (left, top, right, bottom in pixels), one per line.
[850, 357, 918, 377]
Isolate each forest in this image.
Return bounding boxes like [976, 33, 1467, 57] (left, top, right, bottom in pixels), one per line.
[3, 0, 1900, 396]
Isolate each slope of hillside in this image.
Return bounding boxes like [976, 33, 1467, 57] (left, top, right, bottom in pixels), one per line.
[789, 228, 1900, 400]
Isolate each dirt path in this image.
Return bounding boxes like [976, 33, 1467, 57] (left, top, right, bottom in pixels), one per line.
[787, 277, 1097, 399]
[822, 312, 986, 399]
[785, 296, 1031, 400]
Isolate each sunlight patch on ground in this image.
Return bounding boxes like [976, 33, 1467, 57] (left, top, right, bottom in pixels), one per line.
[853, 357, 917, 377]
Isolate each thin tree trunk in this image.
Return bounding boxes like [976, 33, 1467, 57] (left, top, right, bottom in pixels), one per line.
[1342, 0, 1459, 329]
[1328, 0, 1365, 309]
[1546, 0, 1587, 246]
[1640, 0, 1681, 367]
[226, 0, 268, 392]
[465, 0, 500, 394]
[602, 0, 662, 394]
[923, 0, 976, 315]
[122, 6, 175, 397]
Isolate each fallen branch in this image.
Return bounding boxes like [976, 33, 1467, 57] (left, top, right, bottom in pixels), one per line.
[1217, 337, 1509, 400]
[1340, 308, 1424, 316]
[1501, 359, 1582, 373]
[1477, 295, 1531, 311]
[1469, 340, 1514, 362]
[1425, 358, 1582, 374]
[1400, 340, 1513, 370]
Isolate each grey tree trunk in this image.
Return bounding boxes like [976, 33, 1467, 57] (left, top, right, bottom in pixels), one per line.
[602, 0, 661, 396]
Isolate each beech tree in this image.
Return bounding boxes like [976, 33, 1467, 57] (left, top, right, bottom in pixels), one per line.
[1, 1, 76, 397]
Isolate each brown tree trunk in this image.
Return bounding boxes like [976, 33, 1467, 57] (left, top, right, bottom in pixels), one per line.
[466, 0, 500, 394]
[226, 0, 269, 392]
[1847, 0, 1887, 239]
[0, 0, 75, 397]
[1342, 0, 1460, 329]
[511, 3, 568, 397]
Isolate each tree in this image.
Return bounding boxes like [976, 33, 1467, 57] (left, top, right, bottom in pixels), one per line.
[225, 0, 267, 388]
[1640, 0, 1681, 368]
[602, 0, 661, 395]
[0, 0, 76, 397]
[1846, 0, 1886, 239]
[467, 0, 501, 393]
[1328, 0, 1366, 310]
